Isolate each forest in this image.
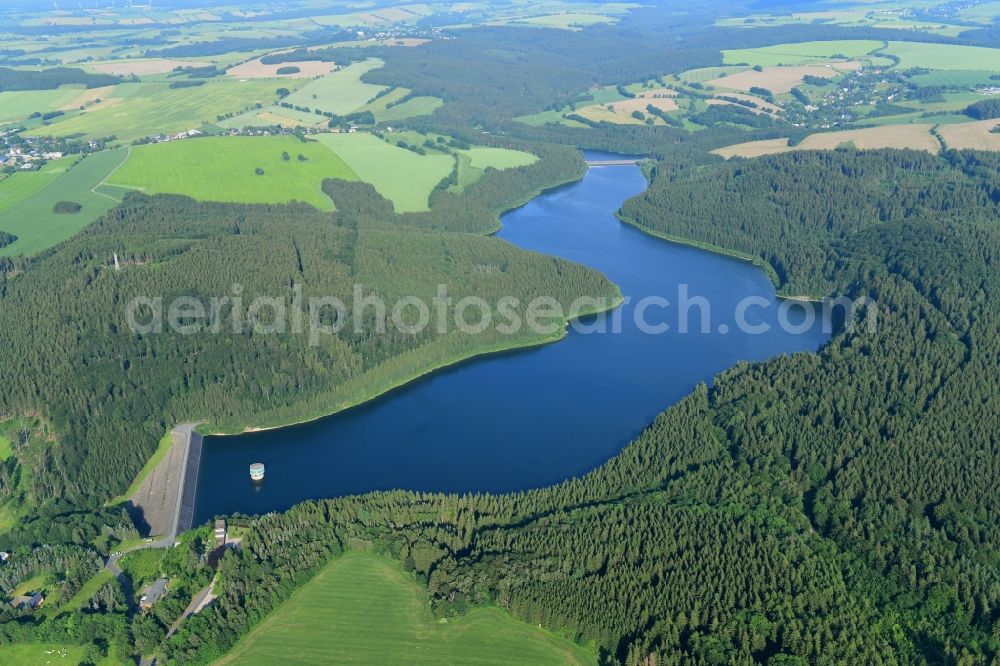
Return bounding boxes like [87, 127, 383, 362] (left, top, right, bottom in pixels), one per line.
[0, 141, 613, 510]
[161, 146, 1000, 665]
[0, 66, 121, 91]
[0, 2, 998, 664]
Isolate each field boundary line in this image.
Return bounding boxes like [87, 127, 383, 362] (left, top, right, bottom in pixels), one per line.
[90, 145, 132, 203]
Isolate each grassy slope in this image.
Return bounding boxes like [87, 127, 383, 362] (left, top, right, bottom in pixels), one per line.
[315, 132, 454, 212]
[43, 79, 286, 140]
[0, 148, 128, 257]
[43, 569, 114, 618]
[107, 136, 358, 211]
[284, 59, 387, 115]
[213, 552, 595, 666]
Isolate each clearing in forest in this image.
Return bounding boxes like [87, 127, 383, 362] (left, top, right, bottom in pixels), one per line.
[315, 132, 454, 212]
[212, 551, 595, 666]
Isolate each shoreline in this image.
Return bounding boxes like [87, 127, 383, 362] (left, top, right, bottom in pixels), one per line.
[614, 211, 825, 303]
[198, 155, 599, 438]
[201, 291, 625, 438]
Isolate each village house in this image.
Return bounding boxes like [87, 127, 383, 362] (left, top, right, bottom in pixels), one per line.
[10, 591, 44, 611]
[139, 578, 169, 611]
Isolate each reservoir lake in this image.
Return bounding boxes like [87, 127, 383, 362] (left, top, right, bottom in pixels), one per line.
[193, 154, 829, 523]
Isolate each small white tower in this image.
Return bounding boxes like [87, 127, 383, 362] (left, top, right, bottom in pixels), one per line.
[113, 252, 120, 271]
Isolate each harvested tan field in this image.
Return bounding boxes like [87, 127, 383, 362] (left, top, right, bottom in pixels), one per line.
[707, 61, 861, 93]
[610, 97, 679, 113]
[800, 124, 937, 151]
[60, 84, 117, 110]
[713, 92, 783, 113]
[576, 105, 647, 124]
[713, 138, 795, 158]
[227, 59, 336, 79]
[90, 59, 209, 75]
[714, 124, 939, 158]
[938, 118, 1000, 150]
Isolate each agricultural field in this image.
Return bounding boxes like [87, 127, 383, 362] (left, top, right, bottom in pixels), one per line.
[938, 118, 1000, 150]
[363, 89, 445, 122]
[0, 148, 129, 257]
[213, 551, 595, 666]
[882, 41, 1000, 70]
[0, 87, 86, 124]
[0, 158, 74, 213]
[713, 124, 940, 158]
[453, 145, 538, 190]
[282, 59, 388, 115]
[87, 58, 211, 76]
[679, 65, 750, 82]
[107, 136, 358, 211]
[226, 59, 336, 79]
[707, 61, 860, 93]
[722, 40, 883, 66]
[40, 78, 288, 141]
[315, 132, 454, 212]
[460, 146, 537, 170]
[716, 8, 968, 36]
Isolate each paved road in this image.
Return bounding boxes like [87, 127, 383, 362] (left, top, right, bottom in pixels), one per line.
[166, 579, 216, 640]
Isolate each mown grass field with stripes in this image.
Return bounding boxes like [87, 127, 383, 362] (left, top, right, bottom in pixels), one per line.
[213, 551, 595, 666]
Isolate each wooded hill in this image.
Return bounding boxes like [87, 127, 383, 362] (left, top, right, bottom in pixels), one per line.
[162, 147, 1000, 665]
[0, 143, 613, 509]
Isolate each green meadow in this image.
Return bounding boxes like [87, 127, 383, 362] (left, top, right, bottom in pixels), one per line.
[0, 87, 82, 124]
[908, 70, 1000, 87]
[0, 148, 128, 257]
[108, 136, 358, 211]
[461, 146, 538, 170]
[883, 41, 1000, 70]
[283, 59, 388, 115]
[316, 132, 454, 212]
[363, 89, 444, 122]
[0, 643, 121, 666]
[44, 78, 287, 140]
[723, 39, 883, 65]
[0, 158, 74, 212]
[680, 65, 749, 82]
[213, 551, 595, 666]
